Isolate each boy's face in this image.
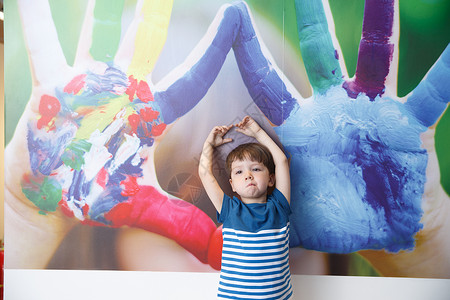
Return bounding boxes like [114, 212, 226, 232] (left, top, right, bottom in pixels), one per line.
[229, 158, 275, 203]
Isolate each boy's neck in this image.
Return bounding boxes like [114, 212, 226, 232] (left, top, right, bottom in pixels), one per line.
[240, 194, 268, 204]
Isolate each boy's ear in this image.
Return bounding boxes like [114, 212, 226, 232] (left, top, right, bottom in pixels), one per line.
[268, 173, 275, 187]
[229, 179, 236, 192]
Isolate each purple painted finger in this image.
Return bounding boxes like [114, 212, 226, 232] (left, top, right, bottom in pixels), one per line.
[344, 0, 396, 100]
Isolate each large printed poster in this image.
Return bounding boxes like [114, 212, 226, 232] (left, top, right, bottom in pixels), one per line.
[4, 0, 450, 281]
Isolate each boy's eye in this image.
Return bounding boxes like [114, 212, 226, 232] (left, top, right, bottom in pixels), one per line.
[252, 167, 261, 171]
[235, 170, 242, 175]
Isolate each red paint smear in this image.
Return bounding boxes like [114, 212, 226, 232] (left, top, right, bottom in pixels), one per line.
[104, 186, 218, 265]
[151, 123, 166, 136]
[64, 74, 87, 94]
[37, 116, 52, 130]
[140, 107, 159, 122]
[136, 80, 154, 103]
[120, 176, 140, 197]
[39, 95, 61, 117]
[39, 118, 57, 131]
[22, 173, 31, 184]
[96, 167, 109, 188]
[126, 76, 138, 101]
[104, 202, 133, 228]
[38, 95, 61, 130]
[128, 114, 140, 133]
[207, 226, 223, 271]
[82, 203, 90, 216]
[59, 200, 74, 218]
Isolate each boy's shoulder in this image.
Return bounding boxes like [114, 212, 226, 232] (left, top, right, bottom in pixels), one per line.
[268, 188, 291, 214]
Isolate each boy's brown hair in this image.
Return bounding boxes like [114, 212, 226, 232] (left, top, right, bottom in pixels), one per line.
[226, 142, 275, 177]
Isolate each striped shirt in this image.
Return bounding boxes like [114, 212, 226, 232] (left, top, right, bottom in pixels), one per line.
[217, 189, 293, 299]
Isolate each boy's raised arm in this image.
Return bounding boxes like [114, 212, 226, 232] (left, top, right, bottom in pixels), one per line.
[235, 116, 290, 204]
[198, 126, 233, 212]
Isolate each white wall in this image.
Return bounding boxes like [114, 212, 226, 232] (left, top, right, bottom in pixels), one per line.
[5, 270, 450, 300]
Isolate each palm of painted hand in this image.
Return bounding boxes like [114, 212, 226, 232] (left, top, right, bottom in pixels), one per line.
[230, 0, 449, 256]
[280, 87, 427, 253]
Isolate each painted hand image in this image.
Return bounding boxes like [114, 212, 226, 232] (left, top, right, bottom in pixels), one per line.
[5, 0, 237, 270]
[5, 0, 449, 279]
[6, 0, 326, 273]
[227, 0, 450, 277]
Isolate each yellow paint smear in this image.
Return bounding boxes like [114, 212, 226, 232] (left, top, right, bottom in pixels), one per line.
[128, 0, 174, 80]
[76, 95, 132, 140]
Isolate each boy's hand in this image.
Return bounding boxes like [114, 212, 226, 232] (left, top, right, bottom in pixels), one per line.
[199, 125, 233, 214]
[206, 125, 233, 148]
[234, 116, 262, 138]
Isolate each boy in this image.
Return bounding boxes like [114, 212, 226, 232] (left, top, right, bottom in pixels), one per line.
[199, 116, 293, 299]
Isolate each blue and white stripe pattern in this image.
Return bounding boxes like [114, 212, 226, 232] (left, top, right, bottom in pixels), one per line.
[217, 224, 293, 299]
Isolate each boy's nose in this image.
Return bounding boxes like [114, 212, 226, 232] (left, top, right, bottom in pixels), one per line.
[245, 172, 253, 180]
